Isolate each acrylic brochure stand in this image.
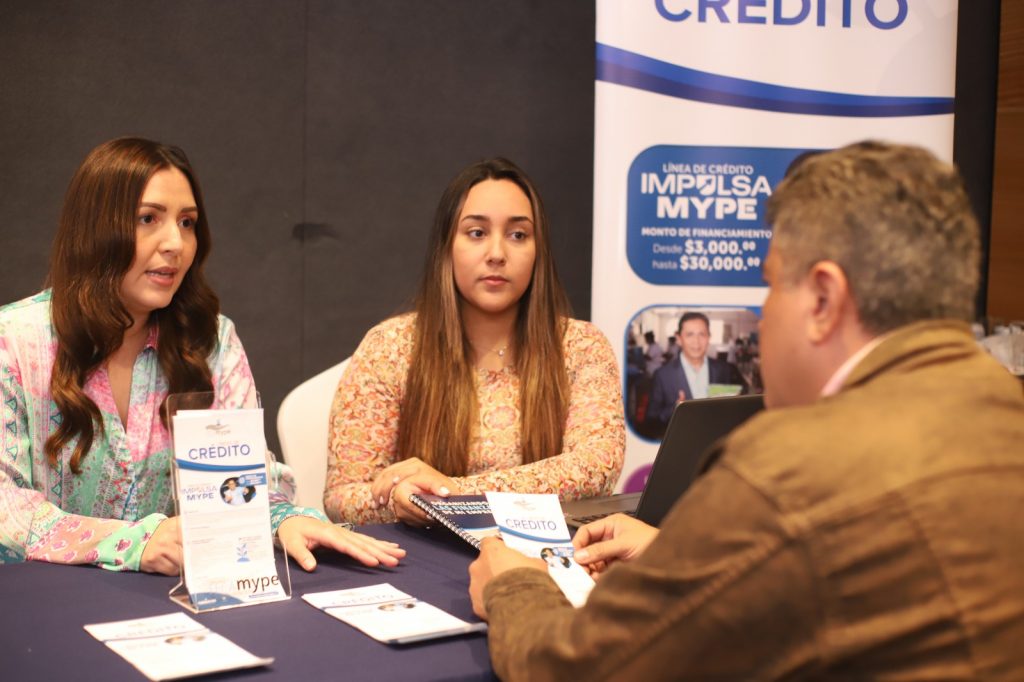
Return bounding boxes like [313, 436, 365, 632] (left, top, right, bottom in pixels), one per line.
[165, 391, 292, 614]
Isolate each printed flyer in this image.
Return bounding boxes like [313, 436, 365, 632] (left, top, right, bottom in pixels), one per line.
[303, 584, 487, 644]
[172, 408, 286, 611]
[485, 492, 595, 607]
[84, 612, 272, 681]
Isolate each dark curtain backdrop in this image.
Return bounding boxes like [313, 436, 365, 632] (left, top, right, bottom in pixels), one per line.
[0, 1, 997, 453]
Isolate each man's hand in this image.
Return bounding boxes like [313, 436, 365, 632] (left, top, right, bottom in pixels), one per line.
[468, 537, 546, 620]
[571, 514, 658, 579]
[277, 516, 406, 571]
[676, 389, 687, 405]
[140, 517, 182, 575]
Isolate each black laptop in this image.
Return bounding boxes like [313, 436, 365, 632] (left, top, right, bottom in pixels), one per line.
[563, 394, 764, 528]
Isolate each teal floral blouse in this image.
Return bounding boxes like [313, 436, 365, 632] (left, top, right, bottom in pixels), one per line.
[0, 291, 325, 571]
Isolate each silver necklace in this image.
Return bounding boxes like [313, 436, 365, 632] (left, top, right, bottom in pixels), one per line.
[472, 341, 509, 358]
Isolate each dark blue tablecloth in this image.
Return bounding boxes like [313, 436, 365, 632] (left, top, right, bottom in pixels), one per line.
[0, 523, 496, 681]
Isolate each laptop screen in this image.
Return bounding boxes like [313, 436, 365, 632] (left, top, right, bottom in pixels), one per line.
[634, 394, 764, 526]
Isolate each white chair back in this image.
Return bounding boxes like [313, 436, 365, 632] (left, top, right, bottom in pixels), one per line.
[276, 358, 350, 513]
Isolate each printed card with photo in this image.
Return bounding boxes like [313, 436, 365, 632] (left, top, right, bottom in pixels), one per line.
[485, 492, 595, 607]
[172, 408, 286, 611]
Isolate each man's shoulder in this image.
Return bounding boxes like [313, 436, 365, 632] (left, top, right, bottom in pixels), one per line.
[706, 356, 726, 373]
[651, 357, 680, 380]
[721, 373, 1024, 518]
[707, 355, 742, 376]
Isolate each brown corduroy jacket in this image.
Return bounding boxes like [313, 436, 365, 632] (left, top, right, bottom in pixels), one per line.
[484, 321, 1024, 681]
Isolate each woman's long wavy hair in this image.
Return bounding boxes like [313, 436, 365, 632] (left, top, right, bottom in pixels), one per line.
[396, 158, 572, 476]
[45, 137, 220, 473]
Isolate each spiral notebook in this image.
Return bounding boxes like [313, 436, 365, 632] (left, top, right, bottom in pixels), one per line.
[408, 494, 500, 549]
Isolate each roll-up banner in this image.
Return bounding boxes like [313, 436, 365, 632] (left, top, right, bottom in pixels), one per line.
[593, 0, 958, 492]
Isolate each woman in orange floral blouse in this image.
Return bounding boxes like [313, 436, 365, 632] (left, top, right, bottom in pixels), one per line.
[324, 158, 624, 525]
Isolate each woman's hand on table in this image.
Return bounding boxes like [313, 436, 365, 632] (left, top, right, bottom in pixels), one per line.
[370, 457, 460, 526]
[277, 516, 406, 571]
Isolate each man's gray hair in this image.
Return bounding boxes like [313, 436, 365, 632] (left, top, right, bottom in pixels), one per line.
[766, 141, 980, 334]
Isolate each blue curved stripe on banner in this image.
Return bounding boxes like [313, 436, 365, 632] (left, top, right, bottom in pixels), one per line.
[499, 526, 571, 545]
[175, 460, 264, 472]
[596, 43, 953, 118]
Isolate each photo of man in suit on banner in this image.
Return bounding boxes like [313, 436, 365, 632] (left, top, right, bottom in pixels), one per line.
[647, 311, 749, 429]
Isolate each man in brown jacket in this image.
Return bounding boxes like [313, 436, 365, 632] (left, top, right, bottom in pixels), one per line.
[468, 141, 1024, 680]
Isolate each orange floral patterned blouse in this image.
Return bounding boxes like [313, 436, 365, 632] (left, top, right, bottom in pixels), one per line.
[324, 314, 625, 524]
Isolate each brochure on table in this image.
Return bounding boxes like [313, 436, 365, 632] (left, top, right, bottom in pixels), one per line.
[303, 583, 488, 644]
[168, 393, 289, 612]
[84, 612, 273, 681]
[485, 492, 595, 607]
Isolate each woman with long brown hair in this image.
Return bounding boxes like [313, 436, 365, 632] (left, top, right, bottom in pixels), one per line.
[324, 158, 624, 525]
[0, 137, 404, 572]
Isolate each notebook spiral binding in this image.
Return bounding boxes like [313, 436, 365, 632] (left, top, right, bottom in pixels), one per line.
[409, 494, 483, 549]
